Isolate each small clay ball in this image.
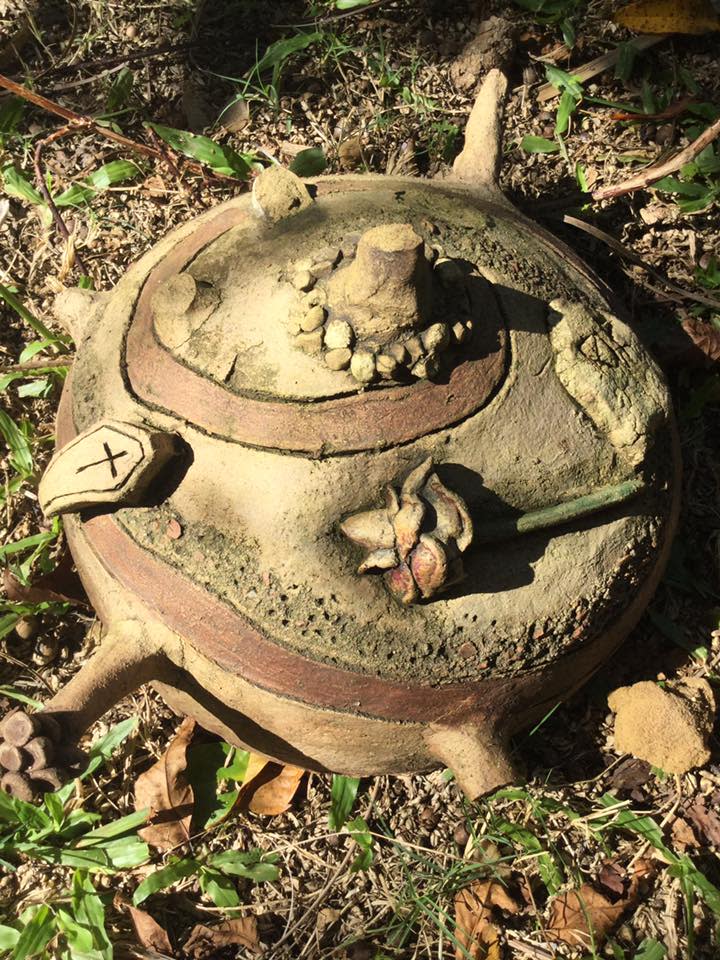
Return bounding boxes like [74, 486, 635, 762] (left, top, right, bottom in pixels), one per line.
[376, 353, 399, 379]
[350, 351, 376, 384]
[325, 348, 352, 371]
[124, 23, 138, 39]
[388, 342, 409, 365]
[15, 616, 39, 641]
[452, 320, 468, 344]
[300, 305, 326, 333]
[296, 330, 324, 354]
[324, 319, 354, 351]
[292, 269, 314, 292]
[422, 322, 450, 354]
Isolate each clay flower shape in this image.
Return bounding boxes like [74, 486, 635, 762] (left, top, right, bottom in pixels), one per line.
[340, 458, 473, 604]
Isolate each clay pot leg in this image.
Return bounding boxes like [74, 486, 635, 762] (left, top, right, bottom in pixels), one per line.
[423, 720, 521, 799]
[0, 620, 173, 801]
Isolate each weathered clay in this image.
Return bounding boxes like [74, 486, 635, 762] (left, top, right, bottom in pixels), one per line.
[8, 71, 681, 803]
[608, 678, 715, 774]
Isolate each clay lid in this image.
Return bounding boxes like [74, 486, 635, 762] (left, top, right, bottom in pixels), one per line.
[130, 168, 507, 406]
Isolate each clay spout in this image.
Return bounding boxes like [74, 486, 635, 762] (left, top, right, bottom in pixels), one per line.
[423, 719, 521, 799]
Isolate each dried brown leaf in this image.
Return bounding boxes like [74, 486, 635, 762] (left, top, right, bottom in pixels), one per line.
[135, 717, 195, 851]
[220, 97, 250, 133]
[128, 905, 174, 956]
[546, 859, 654, 947]
[671, 815, 700, 851]
[185, 917, 259, 958]
[684, 799, 720, 846]
[3, 557, 87, 606]
[682, 317, 720, 363]
[614, 0, 720, 34]
[235, 758, 305, 816]
[454, 879, 519, 960]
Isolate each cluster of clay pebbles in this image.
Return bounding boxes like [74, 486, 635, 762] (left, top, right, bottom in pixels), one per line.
[287, 252, 475, 385]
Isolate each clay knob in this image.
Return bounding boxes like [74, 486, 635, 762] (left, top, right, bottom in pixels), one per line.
[329, 223, 433, 344]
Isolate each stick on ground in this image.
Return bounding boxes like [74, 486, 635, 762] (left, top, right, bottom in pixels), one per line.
[592, 114, 720, 201]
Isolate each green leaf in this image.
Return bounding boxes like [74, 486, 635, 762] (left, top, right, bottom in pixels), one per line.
[209, 849, 280, 883]
[346, 816, 374, 873]
[0, 925, 20, 950]
[0, 97, 24, 138]
[55, 160, 141, 207]
[147, 122, 253, 178]
[520, 135, 560, 154]
[615, 41, 638, 83]
[545, 63, 582, 99]
[132, 858, 200, 905]
[255, 32, 321, 75]
[1, 165, 45, 207]
[328, 774, 360, 831]
[0, 284, 65, 345]
[575, 161, 589, 192]
[633, 939, 666, 960]
[0, 411, 33, 476]
[653, 176, 708, 199]
[336, 0, 374, 8]
[76, 809, 149, 847]
[289, 148, 327, 177]
[555, 88, 579, 135]
[11, 905, 55, 960]
[106, 67, 134, 112]
[199, 868, 241, 909]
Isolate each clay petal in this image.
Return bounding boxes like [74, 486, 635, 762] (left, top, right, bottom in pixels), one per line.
[340, 509, 395, 549]
[358, 547, 399, 574]
[424, 473, 473, 553]
[385, 485, 400, 519]
[384, 562, 419, 605]
[400, 457, 434, 499]
[410, 534, 448, 599]
[392, 499, 425, 562]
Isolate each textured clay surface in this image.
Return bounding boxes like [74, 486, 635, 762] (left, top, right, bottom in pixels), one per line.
[608, 678, 716, 774]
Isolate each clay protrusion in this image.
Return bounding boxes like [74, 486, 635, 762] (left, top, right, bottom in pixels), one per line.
[423, 720, 520, 799]
[0, 708, 38, 746]
[608, 678, 715, 774]
[151, 273, 219, 351]
[329, 223, 433, 344]
[53, 287, 109, 343]
[252, 165, 314, 223]
[452, 68, 508, 190]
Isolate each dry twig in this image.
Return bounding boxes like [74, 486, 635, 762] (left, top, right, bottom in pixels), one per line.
[0, 356, 72, 373]
[592, 114, 720, 201]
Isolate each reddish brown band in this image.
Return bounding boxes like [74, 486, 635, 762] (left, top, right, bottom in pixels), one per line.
[56, 384, 662, 729]
[124, 185, 508, 456]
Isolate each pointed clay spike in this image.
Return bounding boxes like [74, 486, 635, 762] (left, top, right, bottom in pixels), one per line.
[53, 287, 108, 342]
[1, 771, 33, 801]
[1, 710, 38, 747]
[0, 743, 26, 772]
[400, 458, 434, 498]
[452, 68, 509, 190]
[31, 768, 63, 792]
[25, 736, 54, 770]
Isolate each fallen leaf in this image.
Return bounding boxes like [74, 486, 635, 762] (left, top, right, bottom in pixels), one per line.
[184, 917, 259, 958]
[598, 861, 629, 901]
[681, 317, 720, 363]
[546, 859, 654, 948]
[613, 0, 720, 33]
[684, 798, 720, 846]
[236, 758, 305, 815]
[671, 815, 700, 851]
[610, 757, 652, 799]
[219, 97, 250, 133]
[128, 905, 174, 955]
[135, 717, 196, 850]
[454, 879, 519, 959]
[338, 135, 364, 169]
